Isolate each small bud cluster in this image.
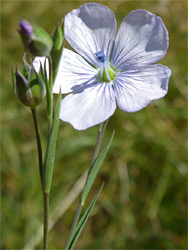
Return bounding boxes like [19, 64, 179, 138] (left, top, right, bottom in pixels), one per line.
[13, 19, 64, 108]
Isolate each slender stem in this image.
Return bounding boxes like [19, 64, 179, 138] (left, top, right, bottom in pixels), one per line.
[43, 192, 49, 250]
[31, 108, 43, 187]
[64, 119, 109, 250]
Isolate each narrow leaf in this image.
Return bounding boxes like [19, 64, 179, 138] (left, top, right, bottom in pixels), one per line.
[43, 90, 61, 193]
[67, 184, 104, 250]
[81, 130, 115, 207]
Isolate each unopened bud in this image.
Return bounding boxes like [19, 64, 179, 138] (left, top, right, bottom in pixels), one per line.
[12, 57, 46, 109]
[19, 21, 34, 37]
[19, 20, 53, 57]
[51, 20, 64, 81]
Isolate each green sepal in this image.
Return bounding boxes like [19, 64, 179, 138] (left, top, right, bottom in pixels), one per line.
[43, 90, 61, 193]
[81, 130, 115, 207]
[50, 21, 64, 82]
[31, 24, 53, 56]
[31, 62, 46, 100]
[66, 184, 104, 250]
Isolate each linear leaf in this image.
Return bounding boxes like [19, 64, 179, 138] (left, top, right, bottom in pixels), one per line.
[81, 130, 115, 206]
[68, 184, 104, 250]
[43, 91, 61, 193]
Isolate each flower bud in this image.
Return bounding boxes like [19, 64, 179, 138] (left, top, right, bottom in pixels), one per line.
[50, 20, 64, 81]
[51, 21, 64, 53]
[19, 20, 53, 57]
[12, 57, 46, 109]
[19, 21, 34, 37]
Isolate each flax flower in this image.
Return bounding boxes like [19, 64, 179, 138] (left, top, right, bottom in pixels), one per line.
[36, 3, 171, 130]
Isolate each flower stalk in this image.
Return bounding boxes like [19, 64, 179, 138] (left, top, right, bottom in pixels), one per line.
[43, 192, 50, 250]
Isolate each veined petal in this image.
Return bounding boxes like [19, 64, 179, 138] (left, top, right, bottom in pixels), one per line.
[64, 3, 117, 67]
[114, 64, 171, 112]
[111, 10, 169, 70]
[53, 49, 98, 94]
[60, 82, 116, 130]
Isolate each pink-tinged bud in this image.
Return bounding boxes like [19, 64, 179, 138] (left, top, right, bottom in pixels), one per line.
[18, 20, 53, 57]
[19, 20, 34, 37]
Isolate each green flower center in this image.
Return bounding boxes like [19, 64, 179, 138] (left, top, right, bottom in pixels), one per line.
[101, 66, 116, 82]
[95, 51, 116, 83]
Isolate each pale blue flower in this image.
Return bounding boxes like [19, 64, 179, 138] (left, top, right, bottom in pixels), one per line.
[36, 3, 171, 130]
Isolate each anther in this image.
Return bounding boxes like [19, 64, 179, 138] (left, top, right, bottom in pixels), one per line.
[95, 51, 106, 63]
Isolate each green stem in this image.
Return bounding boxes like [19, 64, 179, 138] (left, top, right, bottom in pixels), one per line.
[31, 108, 43, 187]
[43, 192, 49, 250]
[64, 119, 109, 250]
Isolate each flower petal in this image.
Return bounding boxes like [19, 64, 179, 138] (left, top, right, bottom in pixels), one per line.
[33, 56, 49, 78]
[53, 49, 98, 94]
[60, 82, 116, 130]
[65, 3, 117, 67]
[114, 65, 171, 112]
[111, 10, 169, 70]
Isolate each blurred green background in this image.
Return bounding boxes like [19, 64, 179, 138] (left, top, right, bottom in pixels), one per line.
[1, 0, 187, 249]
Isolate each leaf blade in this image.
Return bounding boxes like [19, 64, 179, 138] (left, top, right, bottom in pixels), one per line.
[43, 91, 61, 193]
[81, 130, 115, 206]
[68, 184, 104, 250]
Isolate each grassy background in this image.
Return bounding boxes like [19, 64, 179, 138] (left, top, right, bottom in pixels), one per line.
[1, 0, 187, 249]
